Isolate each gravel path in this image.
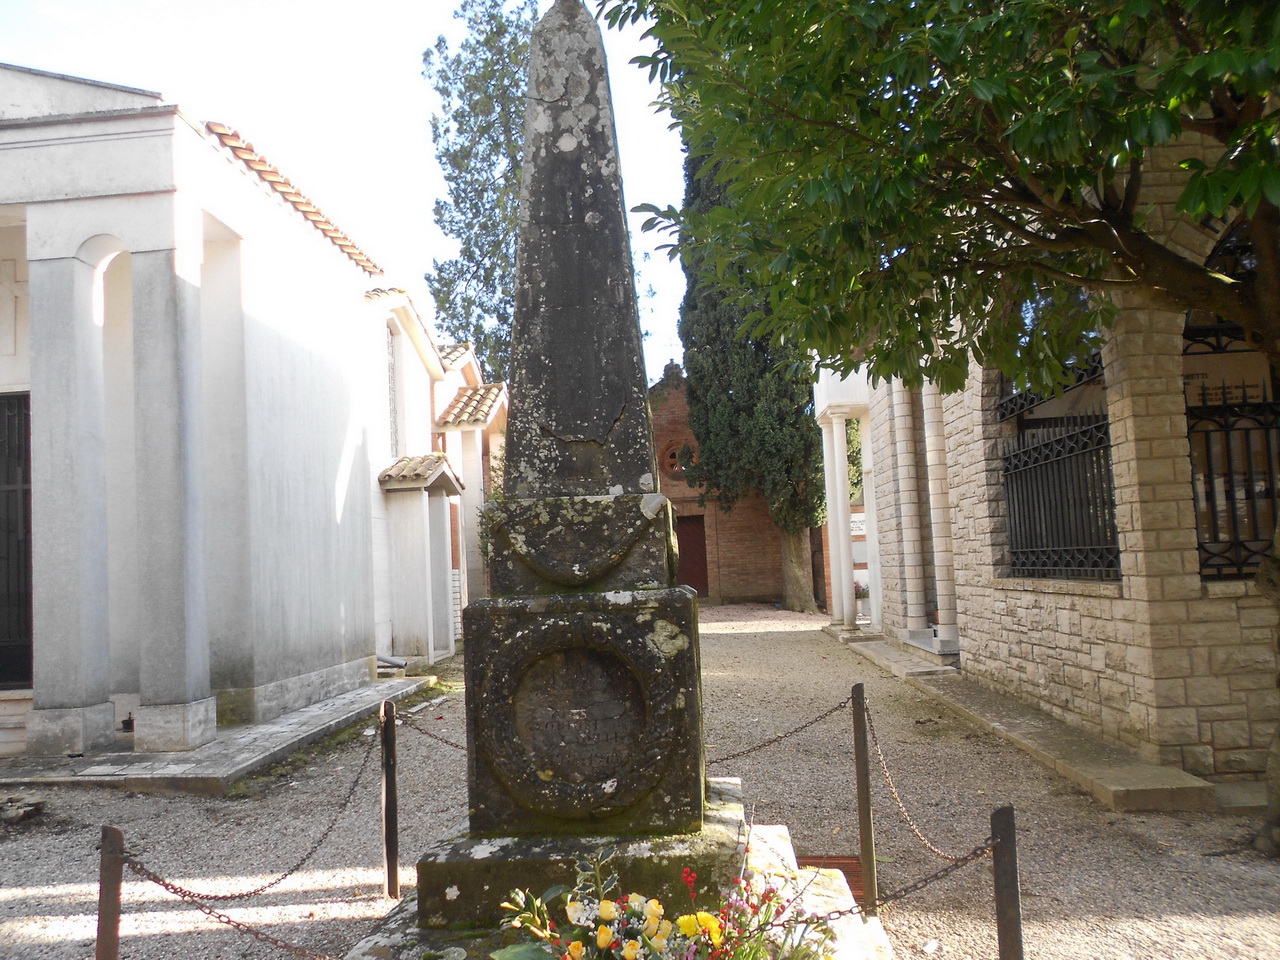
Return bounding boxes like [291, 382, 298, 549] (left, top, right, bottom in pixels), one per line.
[2, 604, 1277, 960]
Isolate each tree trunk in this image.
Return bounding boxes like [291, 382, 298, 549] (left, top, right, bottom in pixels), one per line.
[1253, 552, 1280, 856]
[779, 526, 820, 614]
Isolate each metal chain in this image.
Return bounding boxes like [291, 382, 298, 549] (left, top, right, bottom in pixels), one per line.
[870, 837, 995, 908]
[863, 705, 967, 861]
[122, 856, 341, 960]
[709, 695, 853, 767]
[399, 711, 467, 751]
[130, 732, 379, 903]
[765, 837, 994, 928]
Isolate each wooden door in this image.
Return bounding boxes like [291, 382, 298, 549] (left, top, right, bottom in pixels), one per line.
[675, 515, 708, 597]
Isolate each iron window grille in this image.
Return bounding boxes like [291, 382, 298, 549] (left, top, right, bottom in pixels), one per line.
[1186, 389, 1279, 580]
[1002, 412, 1120, 580]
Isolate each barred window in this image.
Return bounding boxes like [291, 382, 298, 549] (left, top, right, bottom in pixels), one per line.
[1002, 413, 1120, 580]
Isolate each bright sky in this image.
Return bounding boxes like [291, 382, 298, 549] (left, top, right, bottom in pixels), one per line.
[0, 0, 687, 379]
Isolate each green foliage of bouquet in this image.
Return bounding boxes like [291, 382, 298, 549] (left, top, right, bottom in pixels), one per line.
[493, 849, 834, 960]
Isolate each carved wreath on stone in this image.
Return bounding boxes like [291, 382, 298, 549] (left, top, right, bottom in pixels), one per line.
[477, 614, 678, 820]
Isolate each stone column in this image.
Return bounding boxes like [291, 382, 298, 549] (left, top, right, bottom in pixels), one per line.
[921, 383, 958, 651]
[820, 419, 844, 624]
[891, 380, 931, 635]
[832, 414, 856, 629]
[859, 414, 882, 631]
[428, 489, 453, 661]
[25, 254, 114, 755]
[130, 249, 214, 752]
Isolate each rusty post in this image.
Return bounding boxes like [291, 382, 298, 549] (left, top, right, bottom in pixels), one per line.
[851, 683, 877, 915]
[95, 825, 124, 960]
[992, 805, 1024, 960]
[380, 699, 400, 899]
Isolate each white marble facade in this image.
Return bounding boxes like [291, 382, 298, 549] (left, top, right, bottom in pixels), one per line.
[0, 64, 502, 756]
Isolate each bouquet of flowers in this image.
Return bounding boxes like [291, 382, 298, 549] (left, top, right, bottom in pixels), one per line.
[495, 849, 833, 960]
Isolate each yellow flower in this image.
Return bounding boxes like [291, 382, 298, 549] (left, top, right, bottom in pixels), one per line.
[599, 900, 618, 922]
[622, 940, 642, 960]
[651, 936, 668, 954]
[597, 925, 614, 949]
[627, 893, 647, 912]
[642, 917, 659, 938]
[676, 915, 700, 938]
[566, 901, 589, 926]
[567, 941, 585, 960]
[695, 913, 723, 947]
[644, 899, 664, 921]
[657, 920, 673, 940]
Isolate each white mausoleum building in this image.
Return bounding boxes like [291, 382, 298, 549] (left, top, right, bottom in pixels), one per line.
[0, 64, 503, 758]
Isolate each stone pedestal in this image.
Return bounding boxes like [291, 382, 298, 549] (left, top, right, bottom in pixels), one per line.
[464, 586, 701, 836]
[25, 701, 116, 756]
[418, 778, 742, 928]
[134, 696, 216, 752]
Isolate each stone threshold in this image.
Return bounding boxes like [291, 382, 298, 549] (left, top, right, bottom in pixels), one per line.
[841, 638, 1223, 814]
[0, 676, 431, 796]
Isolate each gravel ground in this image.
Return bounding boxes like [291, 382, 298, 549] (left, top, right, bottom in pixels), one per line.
[2, 603, 1278, 960]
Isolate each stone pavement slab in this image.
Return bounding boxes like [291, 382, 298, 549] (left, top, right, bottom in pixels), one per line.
[841, 638, 1220, 814]
[0, 677, 430, 796]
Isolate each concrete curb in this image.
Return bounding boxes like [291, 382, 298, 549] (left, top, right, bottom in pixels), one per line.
[840, 637, 1224, 814]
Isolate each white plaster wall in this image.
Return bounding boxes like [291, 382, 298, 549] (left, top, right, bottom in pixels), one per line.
[102, 252, 139, 698]
[199, 227, 252, 693]
[176, 111, 384, 694]
[0, 111, 178, 209]
[0, 223, 30, 391]
[0, 65, 160, 121]
[386, 490, 432, 657]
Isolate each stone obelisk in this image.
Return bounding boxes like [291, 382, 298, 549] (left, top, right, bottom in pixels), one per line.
[414, 5, 711, 926]
[417, 1, 711, 926]
[464, 0, 702, 835]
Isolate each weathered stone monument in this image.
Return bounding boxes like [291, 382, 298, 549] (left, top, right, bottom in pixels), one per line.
[416, 0, 723, 925]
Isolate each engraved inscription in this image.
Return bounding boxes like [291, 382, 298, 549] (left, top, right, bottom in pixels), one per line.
[512, 648, 644, 784]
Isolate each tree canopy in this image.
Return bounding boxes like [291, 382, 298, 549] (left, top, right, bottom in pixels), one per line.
[680, 154, 825, 611]
[597, 0, 1280, 392]
[679, 156, 826, 537]
[424, 0, 538, 382]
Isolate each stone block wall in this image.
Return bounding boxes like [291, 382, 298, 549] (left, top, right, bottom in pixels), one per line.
[866, 133, 1280, 775]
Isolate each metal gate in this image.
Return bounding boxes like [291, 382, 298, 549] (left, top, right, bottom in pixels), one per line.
[0, 393, 31, 688]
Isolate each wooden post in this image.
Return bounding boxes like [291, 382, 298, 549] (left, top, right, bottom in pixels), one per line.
[95, 825, 124, 960]
[991, 805, 1024, 960]
[851, 683, 877, 915]
[380, 699, 400, 899]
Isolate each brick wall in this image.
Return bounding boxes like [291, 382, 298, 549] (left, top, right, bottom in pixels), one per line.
[650, 367, 787, 604]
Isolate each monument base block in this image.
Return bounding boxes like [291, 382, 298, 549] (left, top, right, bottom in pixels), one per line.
[416, 778, 744, 928]
[464, 586, 703, 837]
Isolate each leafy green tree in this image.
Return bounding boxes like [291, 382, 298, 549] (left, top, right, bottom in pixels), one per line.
[598, 0, 1280, 394]
[424, 0, 538, 382]
[596, 0, 1280, 844]
[680, 155, 826, 614]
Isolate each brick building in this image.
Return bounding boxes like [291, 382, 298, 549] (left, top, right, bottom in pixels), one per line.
[862, 138, 1279, 782]
[649, 363, 793, 604]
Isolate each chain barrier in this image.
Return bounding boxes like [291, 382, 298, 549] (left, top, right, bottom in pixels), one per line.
[863, 704, 968, 862]
[122, 854, 342, 960]
[131, 731, 379, 904]
[399, 710, 467, 752]
[709, 694, 853, 767]
[764, 836, 994, 929]
[868, 836, 995, 909]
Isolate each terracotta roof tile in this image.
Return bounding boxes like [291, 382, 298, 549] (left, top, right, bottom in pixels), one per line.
[438, 383, 505, 428]
[438, 342, 471, 366]
[377, 453, 463, 493]
[205, 121, 382, 276]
